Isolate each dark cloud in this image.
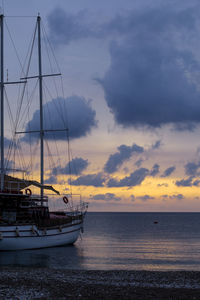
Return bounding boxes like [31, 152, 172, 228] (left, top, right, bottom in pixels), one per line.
[48, 5, 200, 130]
[48, 4, 199, 46]
[97, 4, 200, 130]
[23, 96, 97, 142]
[135, 158, 143, 168]
[70, 173, 105, 187]
[44, 175, 57, 184]
[176, 162, 200, 186]
[4, 137, 16, 149]
[123, 167, 129, 174]
[107, 167, 148, 187]
[172, 194, 184, 200]
[48, 7, 148, 45]
[184, 161, 200, 176]
[161, 166, 176, 177]
[175, 176, 194, 187]
[150, 164, 160, 177]
[151, 140, 162, 150]
[52, 157, 88, 176]
[193, 179, 200, 186]
[106, 162, 167, 187]
[162, 193, 184, 200]
[104, 143, 144, 174]
[93, 193, 121, 201]
[2, 159, 14, 170]
[138, 195, 154, 201]
[48, 8, 101, 45]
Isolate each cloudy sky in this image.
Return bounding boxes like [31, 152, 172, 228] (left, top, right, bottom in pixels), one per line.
[3, 0, 200, 211]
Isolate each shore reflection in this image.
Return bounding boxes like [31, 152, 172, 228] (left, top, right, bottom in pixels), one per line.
[1, 213, 200, 271]
[0, 245, 84, 269]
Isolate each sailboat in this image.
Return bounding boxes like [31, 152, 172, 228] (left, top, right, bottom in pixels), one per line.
[0, 14, 88, 250]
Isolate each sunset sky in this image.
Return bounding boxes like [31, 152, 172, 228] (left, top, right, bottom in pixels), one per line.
[3, 0, 200, 211]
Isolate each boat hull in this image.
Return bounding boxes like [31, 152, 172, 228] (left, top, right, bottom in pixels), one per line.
[0, 221, 82, 250]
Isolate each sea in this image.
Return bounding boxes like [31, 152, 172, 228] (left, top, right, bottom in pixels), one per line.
[1, 212, 200, 271]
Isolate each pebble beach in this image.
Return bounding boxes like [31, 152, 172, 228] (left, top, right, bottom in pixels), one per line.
[1, 268, 200, 299]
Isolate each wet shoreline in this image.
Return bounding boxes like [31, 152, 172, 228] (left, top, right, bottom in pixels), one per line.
[1, 268, 200, 299]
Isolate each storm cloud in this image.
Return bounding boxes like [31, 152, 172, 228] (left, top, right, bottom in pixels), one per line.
[161, 166, 176, 177]
[151, 140, 162, 150]
[48, 4, 200, 129]
[138, 195, 154, 201]
[176, 162, 200, 186]
[135, 159, 143, 168]
[107, 167, 149, 187]
[98, 4, 200, 129]
[23, 96, 97, 141]
[173, 194, 184, 200]
[48, 8, 100, 45]
[52, 157, 88, 176]
[70, 173, 105, 187]
[4, 137, 15, 149]
[93, 193, 121, 201]
[184, 161, 200, 176]
[104, 143, 144, 174]
[45, 175, 57, 184]
[150, 164, 160, 177]
[176, 176, 194, 187]
[162, 193, 184, 200]
[2, 158, 14, 170]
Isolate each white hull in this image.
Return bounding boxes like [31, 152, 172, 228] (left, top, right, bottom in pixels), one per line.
[0, 221, 83, 250]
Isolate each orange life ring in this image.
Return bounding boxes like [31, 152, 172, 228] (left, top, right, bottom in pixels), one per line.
[25, 188, 32, 196]
[63, 196, 68, 204]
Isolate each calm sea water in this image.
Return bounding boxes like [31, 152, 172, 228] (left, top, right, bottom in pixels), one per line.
[1, 212, 200, 271]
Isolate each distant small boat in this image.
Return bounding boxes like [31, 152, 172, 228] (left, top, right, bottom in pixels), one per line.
[154, 221, 158, 224]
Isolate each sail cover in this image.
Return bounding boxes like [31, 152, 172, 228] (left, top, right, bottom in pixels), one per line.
[1, 175, 60, 195]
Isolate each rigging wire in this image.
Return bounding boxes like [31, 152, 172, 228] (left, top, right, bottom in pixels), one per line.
[3, 15, 84, 205]
[5, 20, 25, 74]
[1, 0, 4, 14]
[42, 23, 59, 98]
[41, 20, 73, 197]
[25, 139, 40, 178]
[15, 139, 27, 174]
[41, 23, 62, 76]
[5, 16, 37, 18]
[45, 139, 57, 177]
[19, 79, 38, 130]
[3, 17, 38, 177]
[27, 83, 33, 178]
[4, 88, 15, 167]
[4, 89, 27, 176]
[43, 80, 66, 126]
[15, 20, 37, 131]
[5, 18, 30, 123]
[43, 87, 60, 167]
[42, 21, 83, 200]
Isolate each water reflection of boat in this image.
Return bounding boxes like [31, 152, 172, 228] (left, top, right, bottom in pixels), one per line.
[0, 14, 88, 250]
[0, 245, 83, 268]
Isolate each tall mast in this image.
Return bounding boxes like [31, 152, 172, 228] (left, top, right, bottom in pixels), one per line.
[16, 16, 61, 200]
[37, 15, 44, 202]
[0, 14, 4, 191]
